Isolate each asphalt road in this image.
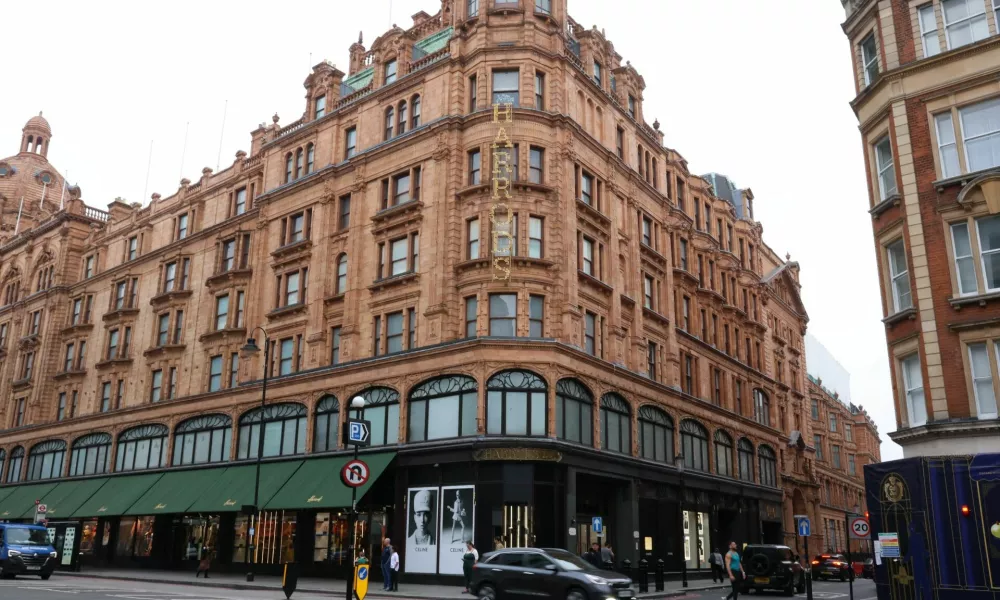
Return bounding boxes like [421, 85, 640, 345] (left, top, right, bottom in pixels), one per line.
[679, 578, 878, 600]
[0, 576, 879, 600]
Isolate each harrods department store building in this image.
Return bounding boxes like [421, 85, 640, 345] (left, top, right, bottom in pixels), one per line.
[0, 0, 877, 580]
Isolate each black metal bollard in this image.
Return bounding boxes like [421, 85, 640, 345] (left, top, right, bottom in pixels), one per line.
[638, 558, 649, 593]
[655, 559, 665, 592]
[603, 560, 614, 571]
[621, 558, 632, 580]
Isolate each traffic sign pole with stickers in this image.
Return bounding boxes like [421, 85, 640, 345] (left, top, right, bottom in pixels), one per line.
[342, 405, 371, 600]
[794, 515, 813, 600]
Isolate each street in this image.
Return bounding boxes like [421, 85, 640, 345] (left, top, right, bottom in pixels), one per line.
[0, 576, 877, 600]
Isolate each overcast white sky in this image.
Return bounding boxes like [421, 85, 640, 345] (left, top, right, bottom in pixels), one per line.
[1, 0, 899, 459]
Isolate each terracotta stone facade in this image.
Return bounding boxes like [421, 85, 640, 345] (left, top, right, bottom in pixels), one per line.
[841, 0, 1000, 456]
[0, 0, 863, 568]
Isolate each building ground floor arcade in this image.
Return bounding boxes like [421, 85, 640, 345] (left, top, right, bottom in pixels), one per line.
[0, 339, 790, 581]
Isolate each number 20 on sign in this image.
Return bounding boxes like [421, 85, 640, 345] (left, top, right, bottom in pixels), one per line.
[490, 103, 514, 282]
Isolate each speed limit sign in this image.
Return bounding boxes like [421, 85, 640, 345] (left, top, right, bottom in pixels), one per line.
[849, 517, 870, 539]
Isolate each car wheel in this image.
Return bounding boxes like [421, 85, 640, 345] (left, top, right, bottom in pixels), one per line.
[566, 589, 587, 600]
[476, 583, 496, 600]
[796, 574, 806, 593]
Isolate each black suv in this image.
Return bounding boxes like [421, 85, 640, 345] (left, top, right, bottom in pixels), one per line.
[811, 554, 851, 581]
[740, 544, 805, 596]
[470, 547, 635, 600]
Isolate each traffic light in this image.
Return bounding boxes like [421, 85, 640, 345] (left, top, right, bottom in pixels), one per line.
[961, 505, 971, 517]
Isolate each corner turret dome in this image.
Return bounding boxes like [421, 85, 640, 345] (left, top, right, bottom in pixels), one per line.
[20, 112, 52, 157]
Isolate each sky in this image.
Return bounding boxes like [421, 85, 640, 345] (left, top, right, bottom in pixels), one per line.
[0, 0, 900, 460]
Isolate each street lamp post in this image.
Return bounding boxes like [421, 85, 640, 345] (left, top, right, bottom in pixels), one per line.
[674, 453, 687, 589]
[345, 396, 365, 600]
[241, 328, 270, 583]
[843, 504, 860, 600]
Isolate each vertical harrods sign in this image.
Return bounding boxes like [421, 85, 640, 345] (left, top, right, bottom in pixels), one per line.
[491, 103, 514, 281]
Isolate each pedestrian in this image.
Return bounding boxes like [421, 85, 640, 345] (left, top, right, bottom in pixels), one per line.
[725, 541, 745, 600]
[462, 542, 478, 593]
[710, 547, 724, 582]
[494, 536, 505, 550]
[390, 545, 400, 592]
[381, 537, 393, 591]
[355, 548, 369, 566]
[600, 543, 615, 568]
[195, 546, 211, 578]
[583, 542, 603, 569]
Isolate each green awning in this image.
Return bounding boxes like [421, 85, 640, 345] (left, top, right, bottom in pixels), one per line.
[19, 478, 109, 519]
[0, 482, 59, 520]
[72, 473, 163, 518]
[188, 462, 302, 513]
[266, 453, 395, 510]
[0, 485, 18, 505]
[126, 467, 228, 516]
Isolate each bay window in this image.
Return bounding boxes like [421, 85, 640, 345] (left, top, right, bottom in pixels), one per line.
[936, 98, 1000, 177]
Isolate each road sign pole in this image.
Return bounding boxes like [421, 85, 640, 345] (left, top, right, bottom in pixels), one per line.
[346, 404, 363, 600]
[844, 514, 854, 600]
[795, 516, 813, 600]
[804, 532, 812, 600]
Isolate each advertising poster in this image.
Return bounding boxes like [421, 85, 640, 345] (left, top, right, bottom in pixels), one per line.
[438, 485, 475, 575]
[405, 487, 438, 574]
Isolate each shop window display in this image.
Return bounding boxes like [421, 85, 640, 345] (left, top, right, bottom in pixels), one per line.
[233, 511, 296, 565]
[116, 516, 155, 559]
[682, 510, 710, 570]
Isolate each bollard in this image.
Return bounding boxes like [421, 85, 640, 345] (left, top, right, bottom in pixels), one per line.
[603, 560, 614, 572]
[638, 558, 649, 593]
[655, 558, 665, 592]
[621, 558, 632, 579]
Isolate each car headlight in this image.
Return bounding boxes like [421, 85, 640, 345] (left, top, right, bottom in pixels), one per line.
[7, 550, 21, 557]
[585, 574, 610, 586]
[50, 551, 58, 558]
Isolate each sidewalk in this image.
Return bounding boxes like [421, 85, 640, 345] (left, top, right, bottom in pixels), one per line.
[56, 567, 728, 599]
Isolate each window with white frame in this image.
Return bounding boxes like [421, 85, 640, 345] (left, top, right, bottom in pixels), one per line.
[942, 0, 989, 50]
[901, 353, 927, 426]
[861, 33, 879, 87]
[935, 111, 961, 178]
[918, 4, 941, 57]
[968, 342, 999, 419]
[978, 215, 1000, 291]
[995, 0, 1000, 27]
[950, 221, 978, 295]
[959, 98, 1000, 173]
[875, 137, 897, 200]
[887, 239, 913, 312]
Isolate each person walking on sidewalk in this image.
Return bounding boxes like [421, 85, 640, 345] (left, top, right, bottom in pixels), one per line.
[600, 543, 615, 569]
[710, 547, 725, 582]
[390, 545, 400, 592]
[195, 547, 211, 578]
[725, 541, 745, 600]
[381, 538, 393, 591]
[462, 542, 478, 593]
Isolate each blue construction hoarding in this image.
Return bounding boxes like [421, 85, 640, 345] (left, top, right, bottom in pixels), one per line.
[864, 453, 1000, 600]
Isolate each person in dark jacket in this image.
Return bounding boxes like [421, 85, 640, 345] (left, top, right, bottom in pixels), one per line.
[583, 542, 603, 568]
[462, 542, 478, 592]
[381, 538, 392, 591]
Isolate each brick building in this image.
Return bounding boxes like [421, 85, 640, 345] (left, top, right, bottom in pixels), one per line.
[839, 0, 1000, 456]
[0, 0, 844, 580]
[807, 375, 881, 554]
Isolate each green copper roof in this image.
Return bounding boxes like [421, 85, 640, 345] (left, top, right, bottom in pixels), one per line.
[343, 67, 374, 92]
[414, 26, 453, 55]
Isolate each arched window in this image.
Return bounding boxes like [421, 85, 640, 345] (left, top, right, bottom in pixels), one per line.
[411, 95, 421, 128]
[174, 414, 232, 466]
[27, 440, 66, 481]
[354, 387, 400, 446]
[336, 254, 348, 294]
[714, 430, 733, 477]
[738, 438, 755, 482]
[486, 370, 547, 436]
[680, 419, 709, 472]
[397, 101, 408, 135]
[295, 148, 304, 179]
[753, 389, 770, 427]
[385, 107, 395, 140]
[638, 405, 673, 462]
[237, 403, 307, 459]
[555, 379, 592, 445]
[759, 445, 778, 487]
[306, 143, 315, 174]
[116, 424, 169, 472]
[26, 135, 34, 152]
[313, 395, 340, 452]
[600, 393, 631, 454]
[36, 139, 44, 154]
[69, 433, 111, 477]
[409, 375, 478, 441]
[285, 153, 293, 183]
[7, 446, 24, 483]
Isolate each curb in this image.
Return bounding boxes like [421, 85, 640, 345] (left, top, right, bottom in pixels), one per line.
[56, 571, 728, 599]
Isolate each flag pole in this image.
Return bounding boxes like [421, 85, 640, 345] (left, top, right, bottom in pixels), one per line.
[14, 196, 25, 234]
[59, 170, 69, 210]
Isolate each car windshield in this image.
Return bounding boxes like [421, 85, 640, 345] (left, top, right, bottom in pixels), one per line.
[5, 528, 49, 546]
[545, 549, 593, 571]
